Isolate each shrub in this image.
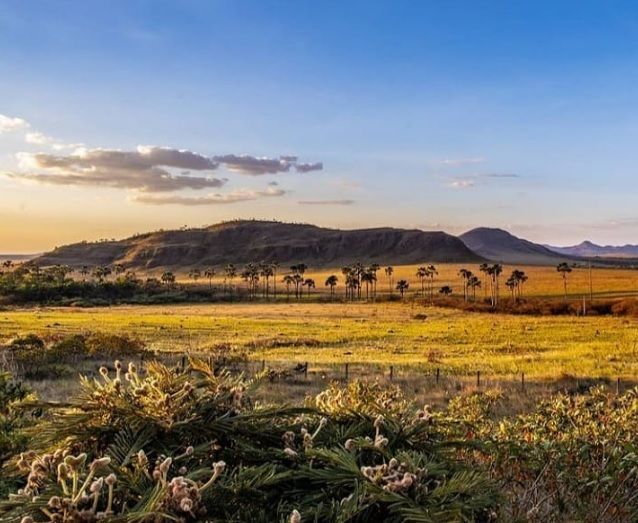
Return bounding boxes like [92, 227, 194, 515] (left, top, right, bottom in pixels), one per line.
[0, 360, 499, 522]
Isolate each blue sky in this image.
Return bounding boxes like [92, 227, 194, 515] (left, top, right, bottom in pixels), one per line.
[1, 1, 638, 251]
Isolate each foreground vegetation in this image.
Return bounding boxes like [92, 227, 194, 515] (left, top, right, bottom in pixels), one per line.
[1, 359, 638, 521]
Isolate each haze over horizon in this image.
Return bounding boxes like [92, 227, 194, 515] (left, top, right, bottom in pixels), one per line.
[2, 1, 638, 252]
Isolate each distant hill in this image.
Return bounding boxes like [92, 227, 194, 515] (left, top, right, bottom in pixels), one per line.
[545, 240, 638, 259]
[34, 220, 483, 269]
[459, 227, 573, 265]
[0, 254, 39, 263]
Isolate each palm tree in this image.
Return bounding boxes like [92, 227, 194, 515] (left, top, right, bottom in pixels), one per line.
[479, 263, 490, 300]
[426, 265, 438, 301]
[468, 275, 481, 301]
[282, 274, 295, 301]
[458, 268, 472, 302]
[557, 262, 572, 300]
[361, 271, 375, 300]
[491, 264, 503, 306]
[259, 263, 274, 298]
[341, 266, 352, 300]
[302, 278, 316, 296]
[385, 266, 394, 297]
[368, 264, 380, 299]
[396, 279, 409, 299]
[161, 271, 176, 288]
[416, 267, 428, 296]
[271, 261, 279, 300]
[225, 264, 237, 296]
[325, 275, 338, 300]
[189, 268, 202, 283]
[204, 267, 216, 291]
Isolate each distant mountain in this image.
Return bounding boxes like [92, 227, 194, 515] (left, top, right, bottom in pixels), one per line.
[459, 227, 572, 265]
[546, 240, 638, 259]
[34, 220, 483, 269]
[0, 254, 39, 263]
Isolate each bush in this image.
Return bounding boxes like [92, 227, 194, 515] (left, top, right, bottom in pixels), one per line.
[0, 360, 499, 522]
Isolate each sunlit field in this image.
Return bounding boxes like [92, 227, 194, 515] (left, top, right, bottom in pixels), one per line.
[169, 263, 638, 299]
[2, 301, 637, 379]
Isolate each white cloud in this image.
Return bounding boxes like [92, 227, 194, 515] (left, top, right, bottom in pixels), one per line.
[133, 186, 286, 205]
[0, 114, 29, 133]
[298, 199, 355, 205]
[449, 180, 475, 189]
[440, 157, 485, 166]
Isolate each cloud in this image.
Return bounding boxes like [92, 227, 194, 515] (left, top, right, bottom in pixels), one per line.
[211, 154, 321, 175]
[449, 180, 475, 189]
[133, 186, 286, 206]
[25, 131, 84, 150]
[6, 146, 323, 192]
[480, 173, 519, 178]
[8, 146, 226, 193]
[440, 157, 485, 166]
[0, 114, 29, 133]
[294, 162, 323, 173]
[298, 199, 355, 205]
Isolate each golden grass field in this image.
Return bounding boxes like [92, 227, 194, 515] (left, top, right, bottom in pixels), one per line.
[2, 299, 637, 380]
[171, 263, 638, 299]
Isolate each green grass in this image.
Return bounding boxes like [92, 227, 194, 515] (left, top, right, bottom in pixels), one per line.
[1, 302, 637, 379]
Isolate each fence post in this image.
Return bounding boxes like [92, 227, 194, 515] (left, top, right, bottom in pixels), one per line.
[476, 370, 480, 388]
[616, 377, 621, 395]
[436, 368, 440, 384]
[521, 372, 525, 393]
[390, 366, 394, 381]
[261, 359, 266, 371]
[345, 363, 349, 381]
[181, 355, 186, 371]
[304, 362, 308, 380]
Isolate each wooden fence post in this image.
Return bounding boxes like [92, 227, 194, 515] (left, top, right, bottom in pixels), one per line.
[436, 368, 440, 384]
[521, 372, 525, 393]
[476, 370, 480, 388]
[390, 366, 394, 381]
[304, 362, 308, 380]
[616, 377, 621, 395]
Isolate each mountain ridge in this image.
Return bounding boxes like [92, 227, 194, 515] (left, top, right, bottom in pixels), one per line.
[34, 220, 484, 269]
[545, 240, 638, 259]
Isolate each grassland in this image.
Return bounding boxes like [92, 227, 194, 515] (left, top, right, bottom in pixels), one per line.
[2, 300, 637, 379]
[172, 263, 638, 299]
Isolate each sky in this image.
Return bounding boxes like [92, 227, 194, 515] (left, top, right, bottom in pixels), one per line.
[2, 1, 638, 252]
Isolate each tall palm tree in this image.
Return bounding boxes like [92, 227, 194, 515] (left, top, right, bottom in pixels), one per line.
[224, 264, 237, 296]
[341, 266, 352, 300]
[385, 266, 394, 297]
[557, 262, 572, 300]
[396, 279, 409, 299]
[368, 264, 380, 299]
[204, 267, 216, 291]
[282, 274, 295, 301]
[302, 278, 316, 296]
[361, 271, 375, 301]
[458, 268, 472, 302]
[468, 275, 481, 301]
[416, 267, 428, 296]
[271, 261, 279, 300]
[325, 275, 338, 300]
[427, 265, 438, 302]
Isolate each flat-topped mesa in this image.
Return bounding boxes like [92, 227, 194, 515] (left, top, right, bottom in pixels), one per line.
[34, 220, 483, 269]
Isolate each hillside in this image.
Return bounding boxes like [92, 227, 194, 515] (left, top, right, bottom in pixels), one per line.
[546, 240, 638, 259]
[459, 227, 572, 265]
[34, 220, 483, 269]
